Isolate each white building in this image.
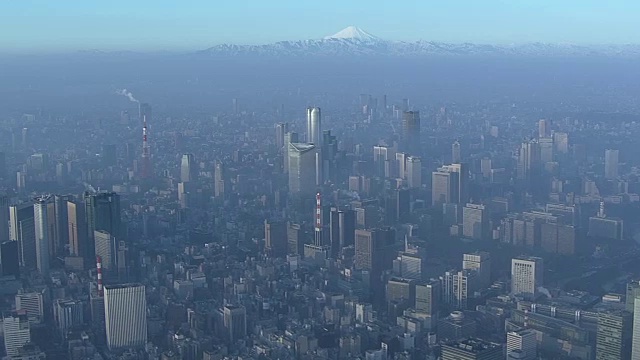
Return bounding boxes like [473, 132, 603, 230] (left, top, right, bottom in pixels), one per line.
[104, 284, 147, 350]
[406, 156, 422, 189]
[33, 195, 52, 276]
[306, 107, 321, 147]
[3, 312, 31, 357]
[511, 256, 544, 300]
[507, 329, 537, 360]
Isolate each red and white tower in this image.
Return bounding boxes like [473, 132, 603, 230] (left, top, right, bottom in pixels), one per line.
[96, 255, 103, 296]
[314, 192, 323, 246]
[141, 115, 151, 179]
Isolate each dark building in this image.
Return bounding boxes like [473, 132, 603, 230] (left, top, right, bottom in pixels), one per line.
[84, 192, 121, 264]
[402, 111, 420, 154]
[329, 208, 356, 258]
[264, 220, 287, 258]
[1, 240, 20, 277]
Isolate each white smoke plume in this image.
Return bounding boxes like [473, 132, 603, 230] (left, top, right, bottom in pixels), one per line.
[537, 286, 552, 299]
[116, 89, 139, 103]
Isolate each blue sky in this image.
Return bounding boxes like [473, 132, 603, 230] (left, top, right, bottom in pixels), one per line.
[1, 0, 638, 52]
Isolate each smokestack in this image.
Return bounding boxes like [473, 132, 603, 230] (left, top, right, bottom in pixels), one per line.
[96, 255, 103, 296]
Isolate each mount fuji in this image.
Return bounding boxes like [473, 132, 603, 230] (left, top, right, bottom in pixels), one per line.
[198, 26, 640, 58]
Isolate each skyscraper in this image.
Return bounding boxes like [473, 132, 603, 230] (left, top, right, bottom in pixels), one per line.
[463, 252, 491, 289]
[287, 143, 317, 196]
[54, 194, 72, 257]
[1, 240, 20, 277]
[452, 140, 461, 163]
[54, 299, 84, 337]
[596, 310, 631, 360]
[180, 153, 197, 182]
[511, 256, 544, 300]
[306, 107, 321, 147]
[67, 200, 86, 258]
[355, 227, 395, 279]
[104, 284, 147, 350]
[264, 220, 287, 258]
[0, 194, 9, 243]
[3, 311, 30, 357]
[214, 160, 225, 199]
[402, 111, 420, 153]
[406, 156, 422, 189]
[605, 149, 619, 179]
[9, 203, 36, 269]
[415, 279, 440, 316]
[517, 140, 540, 181]
[84, 191, 121, 264]
[538, 119, 549, 138]
[631, 294, 640, 359]
[283, 131, 299, 174]
[34, 195, 52, 276]
[275, 123, 288, 151]
[462, 204, 489, 240]
[432, 164, 469, 206]
[223, 305, 247, 343]
[94, 230, 117, 273]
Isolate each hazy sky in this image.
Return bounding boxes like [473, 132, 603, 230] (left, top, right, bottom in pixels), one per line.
[2, 0, 639, 52]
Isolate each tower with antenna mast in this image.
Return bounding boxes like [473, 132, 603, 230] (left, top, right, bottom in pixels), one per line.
[139, 103, 152, 180]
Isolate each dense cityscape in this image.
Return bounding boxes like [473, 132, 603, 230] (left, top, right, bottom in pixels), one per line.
[2, 4, 640, 360]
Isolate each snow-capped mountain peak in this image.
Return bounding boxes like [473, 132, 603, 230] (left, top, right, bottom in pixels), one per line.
[323, 26, 380, 42]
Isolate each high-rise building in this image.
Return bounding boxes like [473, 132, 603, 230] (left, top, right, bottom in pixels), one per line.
[288, 143, 317, 196]
[275, 122, 288, 151]
[33, 195, 52, 275]
[180, 153, 197, 182]
[553, 132, 569, 154]
[415, 279, 440, 316]
[287, 222, 302, 255]
[506, 330, 537, 360]
[94, 230, 117, 273]
[15, 290, 44, 324]
[441, 269, 477, 310]
[264, 220, 287, 258]
[605, 149, 619, 179]
[84, 191, 121, 264]
[432, 164, 469, 206]
[54, 299, 84, 337]
[511, 256, 544, 300]
[355, 228, 395, 278]
[67, 200, 86, 258]
[9, 203, 36, 269]
[214, 160, 225, 199]
[402, 111, 420, 153]
[463, 252, 491, 289]
[517, 140, 540, 181]
[1, 240, 20, 277]
[462, 204, 489, 240]
[54, 195, 72, 257]
[631, 294, 640, 359]
[396, 152, 408, 179]
[223, 305, 247, 343]
[406, 156, 422, 189]
[589, 202, 624, 241]
[3, 311, 31, 357]
[596, 310, 631, 360]
[0, 194, 9, 243]
[104, 284, 147, 350]
[283, 131, 299, 174]
[452, 140, 461, 163]
[329, 208, 355, 257]
[306, 107, 321, 147]
[538, 119, 549, 138]
[441, 338, 503, 360]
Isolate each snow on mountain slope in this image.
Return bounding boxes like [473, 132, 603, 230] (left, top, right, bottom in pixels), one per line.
[197, 27, 640, 58]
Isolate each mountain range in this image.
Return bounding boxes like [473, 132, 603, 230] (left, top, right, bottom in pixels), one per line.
[198, 26, 640, 58]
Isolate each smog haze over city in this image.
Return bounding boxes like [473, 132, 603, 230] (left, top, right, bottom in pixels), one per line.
[1, 1, 640, 360]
